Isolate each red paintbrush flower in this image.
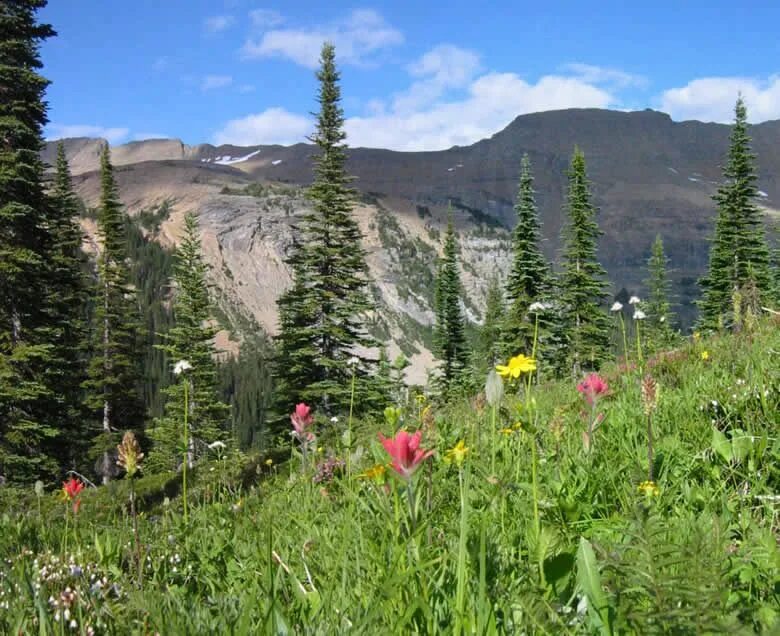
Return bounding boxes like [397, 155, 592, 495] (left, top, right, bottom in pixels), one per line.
[62, 477, 84, 514]
[577, 373, 609, 405]
[290, 403, 314, 438]
[378, 430, 434, 480]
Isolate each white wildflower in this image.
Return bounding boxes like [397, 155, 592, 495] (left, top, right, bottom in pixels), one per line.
[348, 356, 359, 367]
[633, 309, 647, 320]
[330, 416, 339, 424]
[528, 301, 552, 313]
[659, 316, 666, 322]
[610, 301, 623, 312]
[629, 296, 641, 305]
[208, 440, 226, 450]
[173, 360, 192, 375]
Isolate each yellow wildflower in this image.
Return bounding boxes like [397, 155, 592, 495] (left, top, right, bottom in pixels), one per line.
[496, 354, 536, 378]
[444, 440, 469, 467]
[637, 480, 660, 497]
[499, 427, 514, 435]
[415, 393, 427, 405]
[701, 350, 709, 361]
[265, 458, 274, 466]
[693, 331, 701, 342]
[358, 464, 386, 480]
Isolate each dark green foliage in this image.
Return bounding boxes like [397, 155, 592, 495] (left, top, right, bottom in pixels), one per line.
[501, 154, 556, 366]
[644, 234, 677, 351]
[0, 1, 62, 481]
[434, 216, 470, 394]
[147, 213, 230, 472]
[558, 148, 610, 373]
[274, 43, 376, 419]
[698, 98, 772, 330]
[220, 335, 275, 450]
[83, 146, 146, 477]
[473, 275, 503, 376]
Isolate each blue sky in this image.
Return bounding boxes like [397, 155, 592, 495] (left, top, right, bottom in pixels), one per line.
[40, 0, 780, 150]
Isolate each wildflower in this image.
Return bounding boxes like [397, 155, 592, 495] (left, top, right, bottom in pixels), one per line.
[610, 301, 623, 312]
[62, 477, 84, 514]
[641, 375, 659, 416]
[693, 331, 701, 342]
[208, 440, 227, 450]
[384, 406, 402, 427]
[378, 430, 434, 479]
[496, 353, 536, 378]
[34, 480, 44, 497]
[444, 440, 469, 467]
[116, 431, 144, 478]
[265, 458, 273, 466]
[172, 360, 192, 375]
[701, 350, 710, 360]
[484, 369, 504, 406]
[414, 393, 426, 405]
[637, 480, 660, 497]
[500, 427, 514, 435]
[348, 356, 360, 367]
[290, 403, 314, 438]
[659, 316, 666, 323]
[629, 296, 641, 305]
[633, 309, 647, 320]
[358, 464, 386, 480]
[528, 301, 552, 313]
[577, 373, 609, 405]
[330, 416, 339, 424]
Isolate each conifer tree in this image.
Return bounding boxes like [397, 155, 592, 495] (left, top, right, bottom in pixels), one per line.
[502, 154, 552, 356]
[434, 217, 469, 393]
[147, 213, 230, 472]
[274, 43, 376, 418]
[698, 97, 772, 329]
[84, 146, 145, 480]
[0, 0, 62, 481]
[644, 234, 676, 350]
[474, 275, 504, 375]
[46, 142, 92, 466]
[559, 148, 610, 373]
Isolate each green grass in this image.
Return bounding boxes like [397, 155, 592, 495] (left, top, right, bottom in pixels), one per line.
[0, 322, 778, 633]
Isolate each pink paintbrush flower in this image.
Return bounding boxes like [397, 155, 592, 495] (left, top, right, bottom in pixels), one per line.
[577, 373, 609, 405]
[290, 403, 314, 439]
[378, 430, 434, 479]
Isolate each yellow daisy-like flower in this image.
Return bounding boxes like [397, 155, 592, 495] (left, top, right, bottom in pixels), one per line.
[496, 354, 536, 378]
[693, 331, 701, 342]
[358, 464, 387, 480]
[701, 350, 710, 361]
[499, 427, 514, 436]
[265, 458, 274, 466]
[637, 480, 660, 497]
[444, 440, 469, 467]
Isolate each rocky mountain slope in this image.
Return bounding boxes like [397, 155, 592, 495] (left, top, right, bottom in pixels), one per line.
[44, 108, 780, 382]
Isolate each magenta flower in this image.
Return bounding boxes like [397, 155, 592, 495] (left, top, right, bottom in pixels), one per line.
[291, 403, 314, 439]
[378, 430, 434, 479]
[577, 373, 609, 405]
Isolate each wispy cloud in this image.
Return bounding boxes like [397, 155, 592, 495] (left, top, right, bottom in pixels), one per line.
[201, 74, 233, 91]
[249, 9, 284, 29]
[213, 107, 311, 146]
[241, 9, 403, 68]
[204, 15, 235, 34]
[562, 63, 648, 89]
[237, 84, 256, 94]
[46, 124, 130, 144]
[659, 75, 780, 122]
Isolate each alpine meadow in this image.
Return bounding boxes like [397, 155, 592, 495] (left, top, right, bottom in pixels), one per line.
[2, 1, 780, 634]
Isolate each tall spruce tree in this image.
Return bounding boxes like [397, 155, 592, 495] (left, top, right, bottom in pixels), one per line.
[502, 154, 552, 356]
[644, 234, 676, 350]
[147, 213, 230, 472]
[83, 146, 145, 481]
[274, 43, 376, 419]
[434, 216, 469, 393]
[559, 148, 610, 374]
[46, 142, 92, 467]
[698, 97, 772, 329]
[0, 0, 63, 481]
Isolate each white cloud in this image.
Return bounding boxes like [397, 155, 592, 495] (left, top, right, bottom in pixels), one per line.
[46, 124, 130, 144]
[237, 84, 256, 94]
[201, 74, 233, 91]
[204, 15, 234, 33]
[241, 9, 403, 68]
[563, 63, 648, 89]
[249, 9, 284, 29]
[213, 108, 311, 146]
[659, 75, 780, 122]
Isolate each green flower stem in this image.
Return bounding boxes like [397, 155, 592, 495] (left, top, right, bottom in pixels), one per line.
[347, 368, 356, 480]
[455, 465, 469, 633]
[619, 313, 629, 363]
[182, 378, 189, 524]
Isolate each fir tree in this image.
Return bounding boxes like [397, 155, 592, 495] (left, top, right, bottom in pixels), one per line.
[474, 275, 504, 375]
[83, 145, 145, 481]
[502, 154, 552, 356]
[0, 0, 61, 481]
[274, 43, 376, 419]
[147, 213, 230, 472]
[434, 216, 469, 393]
[46, 142, 92, 467]
[558, 148, 610, 374]
[644, 234, 676, 350]
[698, 97, 772, 329]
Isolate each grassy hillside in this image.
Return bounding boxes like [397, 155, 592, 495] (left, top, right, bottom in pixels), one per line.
[0, 320, 778, 633]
